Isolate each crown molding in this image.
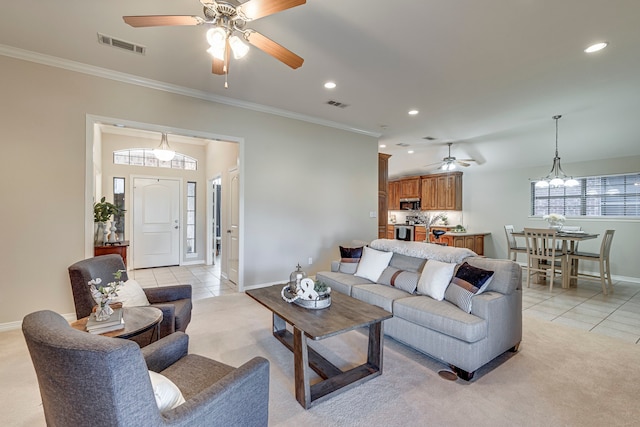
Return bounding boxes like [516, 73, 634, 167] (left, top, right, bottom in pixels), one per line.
[0, 44, 381, 138]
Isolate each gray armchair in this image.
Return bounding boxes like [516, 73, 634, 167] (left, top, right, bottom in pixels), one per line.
[22, 310, 270, 427]
[69, 254, 192, 338]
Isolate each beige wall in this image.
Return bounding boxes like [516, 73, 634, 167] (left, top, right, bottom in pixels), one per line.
[462, 155, 640, 280]
[0, 55, 379, 326]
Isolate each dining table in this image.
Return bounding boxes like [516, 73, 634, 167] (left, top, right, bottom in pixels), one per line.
[512, 230, 599, 289]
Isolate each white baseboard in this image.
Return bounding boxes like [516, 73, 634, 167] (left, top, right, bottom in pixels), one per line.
[0, 312, 77, 333]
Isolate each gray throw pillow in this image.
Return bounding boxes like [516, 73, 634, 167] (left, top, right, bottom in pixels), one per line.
[378, 266, 419, 294]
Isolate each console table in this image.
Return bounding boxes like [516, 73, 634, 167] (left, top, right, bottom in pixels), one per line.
[94, 240, 129, 267]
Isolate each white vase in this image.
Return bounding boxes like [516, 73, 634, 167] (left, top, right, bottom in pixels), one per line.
[548, 219, 564, 230]
[94, 222, 106, 245]
[109, 220, 117, 243]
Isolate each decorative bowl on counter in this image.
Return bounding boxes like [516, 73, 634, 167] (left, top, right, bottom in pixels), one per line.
[450, 225, 466, 233]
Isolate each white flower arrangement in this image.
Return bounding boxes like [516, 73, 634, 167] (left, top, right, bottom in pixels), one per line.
[543, 213, 566, 222]
[88, 270, 125, 320]
[410, 210, 448, 228]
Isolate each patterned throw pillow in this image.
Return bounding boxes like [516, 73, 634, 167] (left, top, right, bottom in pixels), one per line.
[378, 267, 419, 294]
[444, 262, 494, 313]
[339, 246, 363, 274]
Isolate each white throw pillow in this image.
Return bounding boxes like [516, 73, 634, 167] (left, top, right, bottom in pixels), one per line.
[354, 247, 393, 282]
[148, 371, 186, 413]
[113, 279, 150, 307]
[417, 260, 457, 301]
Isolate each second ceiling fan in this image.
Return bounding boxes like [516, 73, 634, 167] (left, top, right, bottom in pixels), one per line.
[123, 0, 305, 85]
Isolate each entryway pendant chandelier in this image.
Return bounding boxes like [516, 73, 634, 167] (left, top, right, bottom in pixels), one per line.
[153, 133, 176, 162]
[534, 115, 579, 188]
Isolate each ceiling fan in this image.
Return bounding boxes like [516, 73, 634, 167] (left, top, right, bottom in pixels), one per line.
[425, 142, 477, 171]
[123, 0, 305, 86]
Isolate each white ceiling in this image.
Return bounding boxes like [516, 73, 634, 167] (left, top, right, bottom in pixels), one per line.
[2, 0, 640, 178]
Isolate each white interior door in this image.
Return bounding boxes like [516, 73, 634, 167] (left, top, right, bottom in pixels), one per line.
[227, 169, 239, 285]
[133, 178, 180, 269]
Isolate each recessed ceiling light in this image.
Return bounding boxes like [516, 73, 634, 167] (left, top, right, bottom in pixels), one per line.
[324, 81, 336, 89]
[584, 42, 608, 53]
[408, 110, 419, 116]
[408, 150, 415, 154]
[379, 144, 387, 148]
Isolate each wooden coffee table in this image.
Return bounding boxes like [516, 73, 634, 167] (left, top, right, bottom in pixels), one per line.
[246, 285, 392, 409]
[71, 306, 163, 347]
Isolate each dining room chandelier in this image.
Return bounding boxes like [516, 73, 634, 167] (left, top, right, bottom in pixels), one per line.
[534, 115, 579, 188]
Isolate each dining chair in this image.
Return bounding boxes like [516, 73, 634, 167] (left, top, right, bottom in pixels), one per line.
[523, 227, 564, 291]
[568, 230, 615, 295]
[504, 225, 527, 262]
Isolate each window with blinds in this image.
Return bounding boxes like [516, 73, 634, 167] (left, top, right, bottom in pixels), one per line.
[531, 173, 640, 217]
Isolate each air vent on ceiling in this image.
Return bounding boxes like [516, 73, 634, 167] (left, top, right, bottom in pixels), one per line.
[396, 143, 410, 147]
[97, 33, 146, 55]
[326, 100, 349, 109]
[422, 136, 437, 141]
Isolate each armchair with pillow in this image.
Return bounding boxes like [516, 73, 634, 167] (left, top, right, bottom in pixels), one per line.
[68, 254, 192, 339]
[22, 310, 270, 427]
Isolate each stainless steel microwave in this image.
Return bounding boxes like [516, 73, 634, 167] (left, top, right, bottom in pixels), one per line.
[399, 198, 420, 210]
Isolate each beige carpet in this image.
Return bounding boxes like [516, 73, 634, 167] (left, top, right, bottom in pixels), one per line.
[3, 293, 640, 426]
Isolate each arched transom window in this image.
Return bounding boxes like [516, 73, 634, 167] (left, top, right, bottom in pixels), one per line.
[113, 149, 197, 170]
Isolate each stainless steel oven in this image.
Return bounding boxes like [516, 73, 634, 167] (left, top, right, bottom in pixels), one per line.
[394, 225, 414, 241]
[399, 198, 420, 210]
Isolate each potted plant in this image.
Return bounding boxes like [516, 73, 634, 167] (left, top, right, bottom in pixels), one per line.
[93, 197, 124, 245]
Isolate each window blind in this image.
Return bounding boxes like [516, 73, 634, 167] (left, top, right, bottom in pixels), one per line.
[531, 173, 640, 217]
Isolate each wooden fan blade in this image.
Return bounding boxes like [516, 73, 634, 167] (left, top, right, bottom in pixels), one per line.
[123, 15, 203, 27]
[211, 39, 231, 75]
[456, 161, 471, 167]
[458, 158, 477, 162]
[238, 0, 306, 21]
[245, 31, 303, 69]
[212, 57, 225, 75]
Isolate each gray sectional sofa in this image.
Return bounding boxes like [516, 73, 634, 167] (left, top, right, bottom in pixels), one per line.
[316, 239, 522, 380]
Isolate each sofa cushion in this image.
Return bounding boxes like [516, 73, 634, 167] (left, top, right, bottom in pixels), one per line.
[388, 253, 426, 273]
[378, 267, 419, 294]
[393, 296, 487, 343]
[417, 260, 456, 301]
[339, 246, 363, 274]
[355, 247, 393, 282]
[315, 271, 373, 296]
[351, 284, 413, 312]
[444, 262, 494, 313]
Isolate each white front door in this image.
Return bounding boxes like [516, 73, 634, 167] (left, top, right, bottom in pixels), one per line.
[133, 178, 181, 269]
[227, 169, 239, 285]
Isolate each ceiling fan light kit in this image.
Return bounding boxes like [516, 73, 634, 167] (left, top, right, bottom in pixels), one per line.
[425, 142, 477, 171]
[534, 115, 579, 189]
[123, 0, 306, 87]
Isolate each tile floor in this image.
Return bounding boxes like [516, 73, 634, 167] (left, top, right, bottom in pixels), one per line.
[133, 262, 640, 345]
[132, 259, 237, 301]
[523, 278, 640, 344]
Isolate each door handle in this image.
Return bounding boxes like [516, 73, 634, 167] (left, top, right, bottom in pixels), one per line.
[174, 226, 179, 229]
[227, 230, 232, 233]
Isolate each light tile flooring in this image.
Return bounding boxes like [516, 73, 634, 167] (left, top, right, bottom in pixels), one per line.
[523, 277, 640, 344]
[132, 259, 237, 301]
[133, 262, 640, 345]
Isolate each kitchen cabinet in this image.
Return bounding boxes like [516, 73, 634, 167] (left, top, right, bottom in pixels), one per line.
[420, 172, 462, 211]
[420, 176, 437, 210]
[387, 225, 395, 239]
[450, 233, 488, 255]
[414, 226, 426, 242]
[388, 181, 400, 210]
[436, 173, 462, 210]
[398, 177, 420, 199]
